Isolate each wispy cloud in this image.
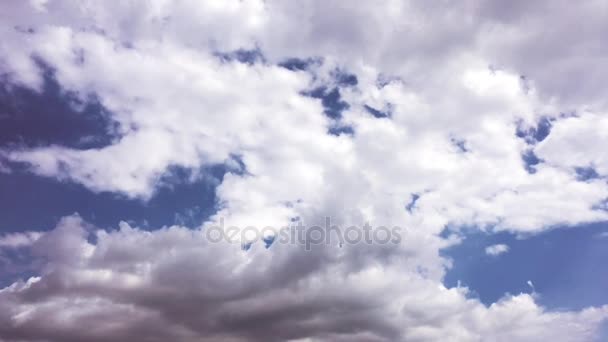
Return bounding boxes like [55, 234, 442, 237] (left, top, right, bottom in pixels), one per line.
[485, 243, 510, 256]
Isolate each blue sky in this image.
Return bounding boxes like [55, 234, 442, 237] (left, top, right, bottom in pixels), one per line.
[1, 78, 223, 232]
[1, 1, 608, 342]
[442, 223, 608, 311]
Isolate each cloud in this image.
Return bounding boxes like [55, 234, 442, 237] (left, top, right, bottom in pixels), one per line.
[3, 24, 606, 231]
[485, 244, 510, 256]
[0, 1, 607, 341]
[535, 113, 608, 177]
[596, 232, 608, 239]
[0, 216, 606, 342]
[0, 232, 43, 249]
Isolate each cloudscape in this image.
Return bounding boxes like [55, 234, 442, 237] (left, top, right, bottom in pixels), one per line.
[1, 1, 608, 341]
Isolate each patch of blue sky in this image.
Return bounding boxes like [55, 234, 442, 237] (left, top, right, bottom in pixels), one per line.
[0, 165, 225, 232]
[0, 67, 118, 150]
[442, 221, 608, 311]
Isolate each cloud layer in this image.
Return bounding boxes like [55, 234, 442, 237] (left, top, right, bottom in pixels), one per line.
[1, 1, 607, 341]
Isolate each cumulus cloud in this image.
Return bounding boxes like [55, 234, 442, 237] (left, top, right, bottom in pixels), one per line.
[535, 113, 608, 177]
[485, 244, 510, 256]
[0, 216, 606, 342]
[0, 0, 607, 341]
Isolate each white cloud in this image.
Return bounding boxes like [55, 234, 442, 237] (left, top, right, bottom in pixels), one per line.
[0, 232, 43, 249]
[485, 244, 510, 256]
[0, 1, 607, 341]
[29, 0, 49, 12]
[535, 113, 608, 177]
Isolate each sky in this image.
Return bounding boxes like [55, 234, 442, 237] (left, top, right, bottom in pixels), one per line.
[0, 1, 608, 341]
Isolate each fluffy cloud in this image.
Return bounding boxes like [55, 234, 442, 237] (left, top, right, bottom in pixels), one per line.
[0, 0, 607, 341]
[0, 216, 606, 342]
[535, 113, 608, 177]
[485, 244, 509, 256]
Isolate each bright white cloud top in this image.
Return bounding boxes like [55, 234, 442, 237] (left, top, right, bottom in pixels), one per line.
[0, 1, 607, 341]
